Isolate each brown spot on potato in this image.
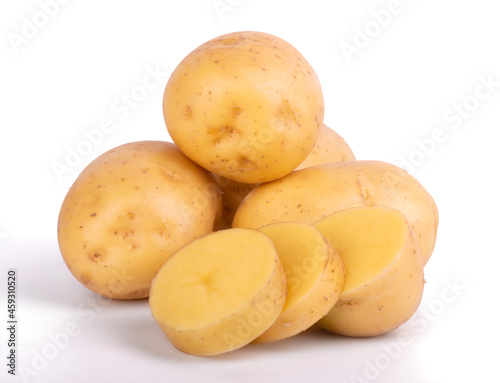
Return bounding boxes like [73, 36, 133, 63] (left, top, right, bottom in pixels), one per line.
[184, 105, 193, 119]
[238, 156, 257, 171]
[89, 252, 103, 262]
[231, 106, 242, 117]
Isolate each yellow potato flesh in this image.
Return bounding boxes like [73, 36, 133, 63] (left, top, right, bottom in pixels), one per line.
[313, 206, 424, 337]
[254, 223, 345, 343]
[313, 207, 407, 294]
[149, 228, 287, 356]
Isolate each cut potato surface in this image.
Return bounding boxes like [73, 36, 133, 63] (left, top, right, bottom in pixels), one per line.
[253, 223, 345, 343]
[314, 207, 407, 293]
[313, 206, 424, 337]
[149, 228, 287, 356]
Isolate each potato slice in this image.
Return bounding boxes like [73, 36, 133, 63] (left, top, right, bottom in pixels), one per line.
[149, 228, 287, 356]
[313, 206, 424, 337]
[253, 223, 345, 343]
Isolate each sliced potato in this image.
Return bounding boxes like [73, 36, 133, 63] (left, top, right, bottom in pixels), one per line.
[149, 228, 287, 356]
[313, 206, 424, 337]
[253, 222, 345, 343]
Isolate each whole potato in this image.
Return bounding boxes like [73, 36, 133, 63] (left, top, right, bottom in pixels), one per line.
[58, 141, 222, 299]
[163, 31, 324, 184]
[233, 160, 438, 265]
[215, 124, 355, 229]
[295, 124, 355, 170]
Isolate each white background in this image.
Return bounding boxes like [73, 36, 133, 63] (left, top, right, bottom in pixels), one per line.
[1, 0, 499, 382]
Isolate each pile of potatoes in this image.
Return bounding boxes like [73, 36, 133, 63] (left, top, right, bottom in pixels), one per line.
[58, 31, 438, 356]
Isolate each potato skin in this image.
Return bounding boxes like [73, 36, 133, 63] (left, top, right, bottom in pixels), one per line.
[57, 141, 222, 299]
[163, 31, 324, 184]
[295, 124, 355, 170]
[233, 160, 438, 265]
[215, 124, 355, 229]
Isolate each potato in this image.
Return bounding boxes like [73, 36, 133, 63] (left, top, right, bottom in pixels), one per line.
[253, 222, 345, 343]
[313, 206, 424, 337]
[233, 160, 438, 265]
[215, 124, 355, 229]
[212, 174, 259, 230]
[163, 31, 324, 184]
[57, 141, 222, 300]
[149, 228, 287, 356]
[295, 124, 356, 170]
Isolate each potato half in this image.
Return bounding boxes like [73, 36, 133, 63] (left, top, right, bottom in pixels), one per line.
[57, 141, 222, 300]
[233, 160, 438, 265]
[253, 222, 345, 343]
[313, 206, 424, 337]
[149, 228, 287, 356]
[163, 31, 324, 184]
[215, 124, 355, 229]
